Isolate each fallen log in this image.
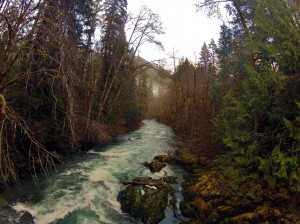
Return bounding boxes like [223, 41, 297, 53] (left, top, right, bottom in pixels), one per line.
[120, 181, 168, 186]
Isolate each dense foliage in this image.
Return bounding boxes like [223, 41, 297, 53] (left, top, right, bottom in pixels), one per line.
[152, 0, 300, 205]
[212, 0, 300, 191]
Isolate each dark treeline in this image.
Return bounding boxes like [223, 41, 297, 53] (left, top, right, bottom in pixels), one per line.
[0, 0, 163, 186]
[148, 0, 300, 222]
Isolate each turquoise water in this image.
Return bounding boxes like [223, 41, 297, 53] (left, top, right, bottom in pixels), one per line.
[4, 120, 185, 224]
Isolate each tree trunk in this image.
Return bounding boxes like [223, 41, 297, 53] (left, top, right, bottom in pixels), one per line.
[120, 181, 168, 186]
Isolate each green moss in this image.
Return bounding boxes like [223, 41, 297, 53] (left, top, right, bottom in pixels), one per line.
[118, 176, 173, 224]
[191, 198, 213, 215]
[231, 212, 257, 223]
[180, 201, 196, 218]
[256, 204, 269, 219]
[273, 209, 281, 217]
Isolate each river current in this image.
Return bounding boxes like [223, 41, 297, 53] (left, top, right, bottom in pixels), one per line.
[2, 120, 185, 224]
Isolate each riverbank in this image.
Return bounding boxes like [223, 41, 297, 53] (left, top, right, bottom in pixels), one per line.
[170, 134, 300, 223]
[2, 118, 300, 224]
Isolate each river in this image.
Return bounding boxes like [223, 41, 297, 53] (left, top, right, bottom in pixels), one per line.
[2, 120, 185, 224]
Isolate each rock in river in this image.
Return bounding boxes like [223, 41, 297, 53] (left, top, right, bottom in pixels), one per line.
[142, 160, 167, 173]
[19, 211, 34, 224]
[0, 197, 35, 224]
[118, 176, 174, 224]
[153, 154, 175, 164]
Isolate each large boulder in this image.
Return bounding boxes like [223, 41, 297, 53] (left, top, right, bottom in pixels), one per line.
[153, 155, 176, 164]
[142, 160, 167, 173]
[118, 176, 173, 224]
[19, 211, 34, 224]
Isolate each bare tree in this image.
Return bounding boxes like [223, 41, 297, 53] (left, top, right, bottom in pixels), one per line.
[0, 0, 66, 185]
[94, 6, 165, 122]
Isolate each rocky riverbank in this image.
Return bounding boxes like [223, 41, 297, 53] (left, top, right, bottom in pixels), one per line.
[118, 149, 300, 224]
[179, 166, 300, 224]
[0, 198, 34, 224]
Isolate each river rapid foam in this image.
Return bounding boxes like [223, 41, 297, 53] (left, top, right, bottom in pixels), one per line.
[2, 120, 184, 224]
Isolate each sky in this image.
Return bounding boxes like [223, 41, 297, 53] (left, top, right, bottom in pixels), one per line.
[127, 0, 224, 64]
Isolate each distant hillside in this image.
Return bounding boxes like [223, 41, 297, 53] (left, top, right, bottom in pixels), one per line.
[133, 56, 171, 86]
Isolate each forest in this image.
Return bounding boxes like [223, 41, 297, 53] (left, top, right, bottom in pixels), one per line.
[150, 0, 300, 222]
[0, 0, 300, 223]
[0, 0, 164, 186]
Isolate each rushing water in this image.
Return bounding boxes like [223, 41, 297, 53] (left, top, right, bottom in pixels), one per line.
[2, 120, 186, 224]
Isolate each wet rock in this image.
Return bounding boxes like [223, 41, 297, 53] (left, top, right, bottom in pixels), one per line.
[141, 161, 150, 168]
[118, 176, 172, 224]
[142, 160, 167, 173]
[19, 211, 34, 224]
[153, 155, 175, 164]
[161, 176, 177, 184]
[0, 198, 18, 223]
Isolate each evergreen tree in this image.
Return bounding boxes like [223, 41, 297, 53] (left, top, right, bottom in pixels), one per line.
[100, 0, 128, 78]
[216, 24, 234, 80]
[213, 0, 300, 190]
[199, 43, 213, 114]
[97, 0, 128, 122]
[199, 42, 210, 69]
[208, 38, 217, 75]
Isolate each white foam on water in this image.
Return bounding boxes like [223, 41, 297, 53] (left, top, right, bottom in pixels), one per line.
[99, 150, 133, 158]
[78, 217, 99, 224]
[13, 195, 87, 224]
[59, 168, 88, 177]
[10, 120, 179, 224]
[88, 187, 121, 223]
[89, 169, 114, 183]
[87, 150, 102, 155]
[13, 180, 119, 224]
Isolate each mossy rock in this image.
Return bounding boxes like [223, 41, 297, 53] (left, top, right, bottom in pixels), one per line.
[180, 201, 196, 218]
[140, 188, 169, 223]
[142, 160, 167, 173]
[149, 160, 167, 172]
[191, 198, 213, 215]
[118, 185, 144, 218]
[118, 177, 173, 224]
[231, 212, 258, 223]
[20, 211, 34, 224]
[161, 176, 177, 184]
[154, 155, 175, 164]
